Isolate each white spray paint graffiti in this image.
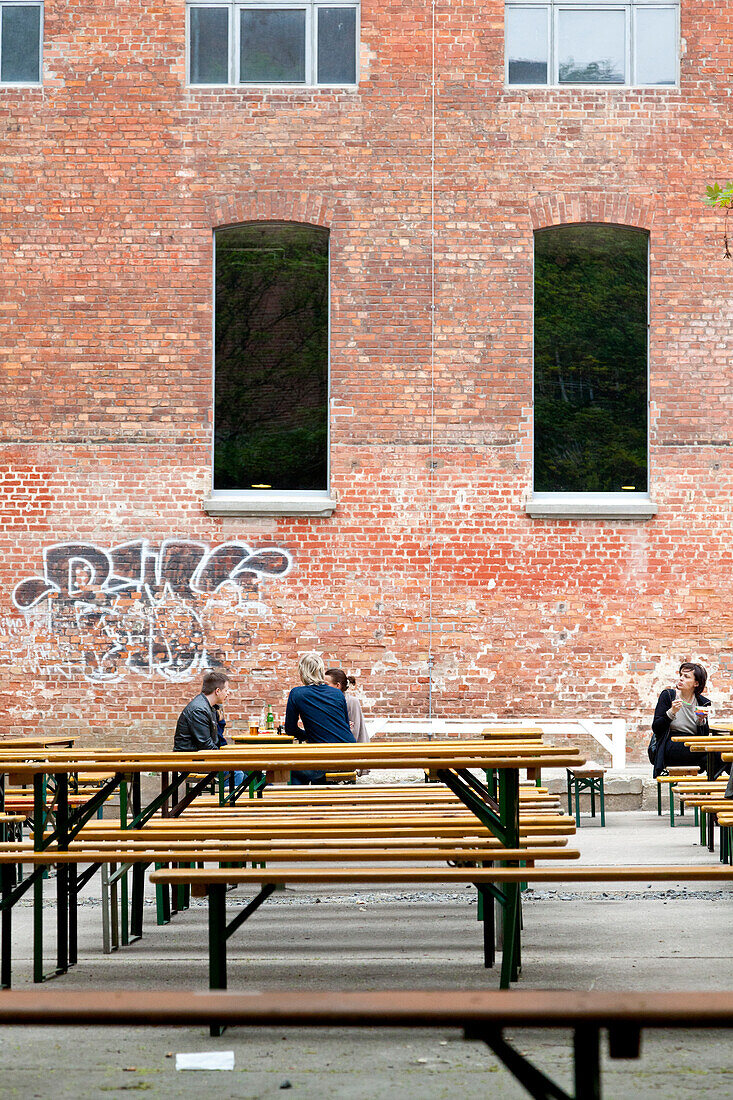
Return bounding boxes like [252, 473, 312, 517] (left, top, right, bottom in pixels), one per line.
[12, 540, 293, 682]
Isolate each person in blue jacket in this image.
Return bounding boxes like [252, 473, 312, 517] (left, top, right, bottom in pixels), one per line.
[285, 652, 355, 784]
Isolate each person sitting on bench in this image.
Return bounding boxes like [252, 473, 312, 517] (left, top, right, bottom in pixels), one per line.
[173, 670, 244, 786]
[651, 661, 727, 779]
[325, 668, 370, 743]
[285, 653, 355, 784]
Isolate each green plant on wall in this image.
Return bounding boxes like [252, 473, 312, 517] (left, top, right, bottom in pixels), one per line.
[703, 182, 733, 258]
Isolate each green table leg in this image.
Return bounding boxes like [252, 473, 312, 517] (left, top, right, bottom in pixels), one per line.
[574, 1026, 601, 1099]
[33, 773, 45, 983]
[208, 884, 227, 1037]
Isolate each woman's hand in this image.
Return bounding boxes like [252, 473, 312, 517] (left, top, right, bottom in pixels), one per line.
[670, 697, 683, 715]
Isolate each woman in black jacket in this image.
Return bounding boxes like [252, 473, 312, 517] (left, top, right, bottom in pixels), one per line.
[651, 661, 711, 778]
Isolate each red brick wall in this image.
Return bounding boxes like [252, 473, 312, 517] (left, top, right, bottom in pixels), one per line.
[0, 1, 730, 760]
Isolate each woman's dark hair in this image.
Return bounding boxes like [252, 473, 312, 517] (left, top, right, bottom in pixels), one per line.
[325, 668, 356, 692]
[679, 661, 707, 694]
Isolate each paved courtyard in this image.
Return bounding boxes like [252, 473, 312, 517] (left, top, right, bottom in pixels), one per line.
[2, 811, 732, 1098]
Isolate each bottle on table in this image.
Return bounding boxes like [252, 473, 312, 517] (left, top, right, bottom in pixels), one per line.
[266, 705, 275, 732]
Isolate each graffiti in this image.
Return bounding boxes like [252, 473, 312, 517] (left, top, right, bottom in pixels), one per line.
[12, 540, 293, 682]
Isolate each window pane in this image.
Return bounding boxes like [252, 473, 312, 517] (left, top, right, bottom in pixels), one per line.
[558, 10, 625, 84]
[189, 6, 229, 84]
[534, 225, 648, 493]
[506, 7, 548, 85]
[1, 4, 41, 83]
[635, 8, 676, 85]
[317, 7, 356, 84]
[214, 224, 329, 492]
[240, 9, 306, 83]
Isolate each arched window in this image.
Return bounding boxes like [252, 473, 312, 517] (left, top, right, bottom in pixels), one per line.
[533, 224, 648, 494]
[213, 222, 329, 494]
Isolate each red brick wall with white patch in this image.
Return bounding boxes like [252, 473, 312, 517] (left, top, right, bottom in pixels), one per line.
[0, 1, 729, 760]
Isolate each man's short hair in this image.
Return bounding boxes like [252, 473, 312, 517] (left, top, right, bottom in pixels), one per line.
[202, 670, 229, 695]
[299, 652, 325, 686]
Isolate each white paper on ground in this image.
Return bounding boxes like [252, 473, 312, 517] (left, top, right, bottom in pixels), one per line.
[175, 1051, 235, 1071]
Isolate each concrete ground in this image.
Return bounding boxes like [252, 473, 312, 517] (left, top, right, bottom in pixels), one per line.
[2, 810, 733, 1098]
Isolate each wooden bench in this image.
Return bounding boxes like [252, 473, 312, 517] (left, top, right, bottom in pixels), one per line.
[655, 767, 702, 820]
[0, 741, 584, 990]
[2, 988, 732, 1099]
[674, 783, 730, 849]
[0, 835, 581, 987]
[566, 765, 606, 827]
[149, 862, 733, 1000]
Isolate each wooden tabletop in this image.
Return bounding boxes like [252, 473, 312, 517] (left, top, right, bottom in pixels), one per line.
[0, 741, 586, 774]
[2, 988, 733, 1028]
[229, 734, 295, 745]
[0, 736, 76, 748]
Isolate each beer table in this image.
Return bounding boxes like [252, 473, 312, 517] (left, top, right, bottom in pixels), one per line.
[228, 733, 295, 786]
[0, 740, 585, 989]
[670, 731, 733, 781]
[0, 736, 76, 749]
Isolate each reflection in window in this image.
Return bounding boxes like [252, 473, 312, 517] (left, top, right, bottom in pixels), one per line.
[534, 225, 648, 493]
[214, 223, 329, 493]
[506, 7, 548, 84]
[558, 10, 625, 84]
[188, 1, 358, 85]
[240, 9, 306, 83]
[505, 1, 678, 87]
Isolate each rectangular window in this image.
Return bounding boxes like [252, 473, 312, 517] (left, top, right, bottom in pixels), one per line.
[188, 0, 358, 85]
[213, 223, 329, 493]
[533, 225, 649, 494]
[0, 2, 42, 84]
[506, 1, 678, 87]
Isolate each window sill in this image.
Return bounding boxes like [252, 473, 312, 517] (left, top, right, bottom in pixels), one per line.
[505, 84, 678, 91]
[202, 492, 337, 518]
[186, 83, 358, 91]
[526, 493, 657, 521]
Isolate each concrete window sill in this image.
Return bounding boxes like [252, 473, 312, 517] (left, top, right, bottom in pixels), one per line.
[526, 493, 658, 521]
[202, 493, 337, 518]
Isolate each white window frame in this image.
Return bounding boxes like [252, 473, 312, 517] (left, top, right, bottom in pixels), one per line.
[0, 1, 43, 87]
[505, 0, 679, 89]
[186, 0, 359, 88]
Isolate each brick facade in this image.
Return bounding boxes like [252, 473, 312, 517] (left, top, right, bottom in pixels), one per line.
[0, 1, 730, 760]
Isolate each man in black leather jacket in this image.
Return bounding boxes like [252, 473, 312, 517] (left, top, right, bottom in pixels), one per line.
[174, 671, 229, 752]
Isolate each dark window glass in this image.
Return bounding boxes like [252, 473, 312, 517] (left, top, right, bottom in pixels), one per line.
[506, 7, 548, 85]
[1, 4, 41, 83]
[214, 223, 329, 492]
[240, 9, 306, 83]
[189, 6, 229, 84]
[534, 225, 648, 493]
[317, 7, 356, 83]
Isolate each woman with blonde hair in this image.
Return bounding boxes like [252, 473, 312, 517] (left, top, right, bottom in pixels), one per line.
[284, 652, 355, 784]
